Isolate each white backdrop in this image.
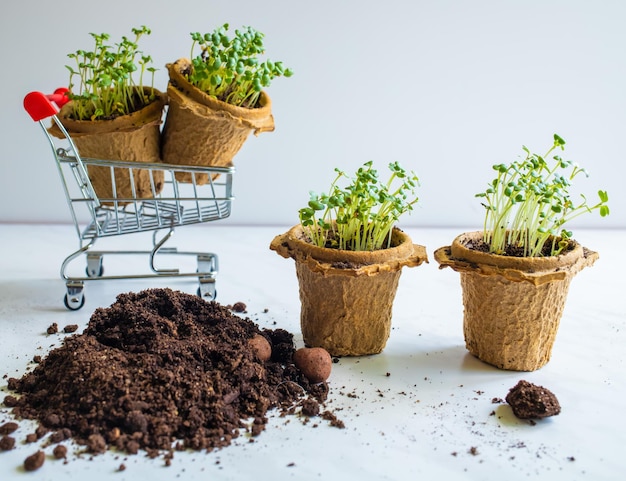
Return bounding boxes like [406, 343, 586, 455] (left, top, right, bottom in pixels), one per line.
[1, 0, 624, 228]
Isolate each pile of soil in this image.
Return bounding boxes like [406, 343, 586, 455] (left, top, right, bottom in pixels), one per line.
[6, 288, 329, 456]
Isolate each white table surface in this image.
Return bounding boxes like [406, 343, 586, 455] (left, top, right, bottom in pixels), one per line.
[0, 223, 624, 481]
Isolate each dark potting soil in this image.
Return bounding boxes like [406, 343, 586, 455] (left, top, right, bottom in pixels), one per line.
[68, 90, 154, 121]
[464, 237, 575, 257]
[6, 288, 330, 456]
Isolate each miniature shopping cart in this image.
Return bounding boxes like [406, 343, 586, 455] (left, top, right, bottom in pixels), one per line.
[23, 89, 235, 310]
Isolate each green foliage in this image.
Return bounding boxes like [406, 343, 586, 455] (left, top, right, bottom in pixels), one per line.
[186, 24, 293, 108]
[65, 26, 157, 121]
[299, 161, 420, 251]
[476, 134, 610, 257]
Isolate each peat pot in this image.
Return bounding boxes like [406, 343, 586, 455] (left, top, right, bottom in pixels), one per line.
[49, 87, 166, 203]
[161, 58, 275, 184]
[270, 225, 428, 356]
[434, 231, 599, 371]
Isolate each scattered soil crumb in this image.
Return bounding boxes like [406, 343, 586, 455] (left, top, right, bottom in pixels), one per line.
[300, 398, 320, 417]
[46, 323, 58, 335]
[0, 422, 18, 435]
[63, 324, 79, 333]
[87, 434, 107, 454]
[35, 426, 47, 439]
[230, 302, 247, 313]
[321, 410, 345, 428]
[24, 450, 45, 471]
[53, 444, 67, 459]
[250, 417, 266, 437]
[0, 436, 16, 451]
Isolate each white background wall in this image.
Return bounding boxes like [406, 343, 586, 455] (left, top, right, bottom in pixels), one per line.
[1, 0, 624, 228]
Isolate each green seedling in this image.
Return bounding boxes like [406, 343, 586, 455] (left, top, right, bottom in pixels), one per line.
[65, 26, 157, 121]
[299, 161, 420, 251]
[187, 23, 293, 108]
[476, 134, 609, 257]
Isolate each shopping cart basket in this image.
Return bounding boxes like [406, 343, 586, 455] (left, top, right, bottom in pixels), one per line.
[23, 89, 235, 310]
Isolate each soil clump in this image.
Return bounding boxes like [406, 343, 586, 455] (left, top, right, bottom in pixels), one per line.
[506, 380, 561, 419]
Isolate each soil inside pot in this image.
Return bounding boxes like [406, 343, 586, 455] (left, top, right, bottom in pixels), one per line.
[171, 65, 264, 110]
[6, 288, 331, 456]
[68, 89, 159, 121]
[298, 226, 395, 251]
[462, 236, 576, 257]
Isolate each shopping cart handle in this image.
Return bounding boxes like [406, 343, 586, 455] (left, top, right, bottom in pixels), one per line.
[23, 88, 70, 121]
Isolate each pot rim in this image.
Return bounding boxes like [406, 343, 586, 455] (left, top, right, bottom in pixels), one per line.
[287, 224, 414, 263]
[434, 230, 598, 285]
[451, 231, 583, 270]
[270, 224, 428, 276]
[54, 86, 166, 134]
[166, 58, 272, 114]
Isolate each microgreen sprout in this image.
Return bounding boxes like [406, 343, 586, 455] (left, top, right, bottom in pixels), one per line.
[187, 24, 293, 108]
[65, 26, 157, 121]
[476, 134, 609, 257]
[299, 161, 420, 251]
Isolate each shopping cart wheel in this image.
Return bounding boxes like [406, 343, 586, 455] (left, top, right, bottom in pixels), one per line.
[85, 266, 104, 277]
[86, 254, 104, 277]
[197, 282, 216, 301]
[64, 282, 85, 310]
